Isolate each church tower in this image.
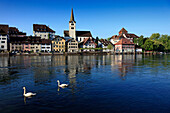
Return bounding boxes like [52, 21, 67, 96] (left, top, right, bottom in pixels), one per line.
[69, 8, 76, 39]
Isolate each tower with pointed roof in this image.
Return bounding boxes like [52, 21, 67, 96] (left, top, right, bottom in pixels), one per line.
[69, 8, 76, 39]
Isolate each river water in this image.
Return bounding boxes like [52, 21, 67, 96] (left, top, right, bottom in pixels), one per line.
[0, 55, 169, 113]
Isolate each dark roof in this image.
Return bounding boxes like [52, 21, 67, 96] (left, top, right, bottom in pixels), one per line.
[65, 38, 78, 43]
[53, 36, 65, 40]
[64, 30, 92, 37]
[33, 24, 55, 33]
[41, 39, 51, 44]
[9, 27, 26, 36]
[115, 38, 134, 45]
[100, 39, 113, 46]
[10, 36, 28, 43]
[10, 36, 42, 44]
[0, 24, 9, 35]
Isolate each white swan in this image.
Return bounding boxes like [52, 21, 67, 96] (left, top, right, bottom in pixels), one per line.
[23, 87, 36, 97]
[57, 80, 68, 88]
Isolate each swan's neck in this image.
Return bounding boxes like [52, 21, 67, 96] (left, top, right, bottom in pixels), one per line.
[23, 88, 26, 95]
[58, 81, 60, 86]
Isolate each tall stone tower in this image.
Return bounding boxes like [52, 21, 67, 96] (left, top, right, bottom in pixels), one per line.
[69, 8, 76, 39]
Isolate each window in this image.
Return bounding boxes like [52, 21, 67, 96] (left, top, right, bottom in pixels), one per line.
[2, 38, 6, 40]
[59, 42, 61, 44]
[71, 23, 74, 25]
[1, 45, 4, 48]
[71, 27, 74, 29]
[44, 35, 46, 37]
[1, 41, 5, 43]
[62, 42, 63, 44]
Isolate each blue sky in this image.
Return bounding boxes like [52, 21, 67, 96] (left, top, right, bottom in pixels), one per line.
[0, 0, 170, 38]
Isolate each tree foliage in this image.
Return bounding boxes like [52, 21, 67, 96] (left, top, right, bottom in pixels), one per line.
[107, 44, 113, 50]
[95, 36, 99, 48]
[137, 33, 169, 52]
[150, 33, 160, 40]
[143, 39, 154, 51]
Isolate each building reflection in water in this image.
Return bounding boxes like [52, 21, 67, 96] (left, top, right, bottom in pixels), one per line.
[111, 54, 142, 80]
[0, 55, 143, 86]
[32, 56, 56, 84]
[0, 56, 10, 83]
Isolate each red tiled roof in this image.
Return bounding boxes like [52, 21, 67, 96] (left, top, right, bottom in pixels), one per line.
[81, 37, 96, 46]
[119, 28, 128, 35]
[111, 34, 125, 40]
[64, 30, 92, 37]
[114, 38, 134, 45]
[33, 24, 55, 33]
[110, 35, 117, 39]
[125, 33, 139, 38]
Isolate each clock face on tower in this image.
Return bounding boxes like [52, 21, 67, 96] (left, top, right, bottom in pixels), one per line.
[71, 22, 74, 25]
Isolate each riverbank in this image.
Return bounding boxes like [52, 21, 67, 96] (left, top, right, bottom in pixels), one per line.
[0, 51, 169, 56]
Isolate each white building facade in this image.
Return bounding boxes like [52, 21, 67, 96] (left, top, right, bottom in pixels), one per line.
[0, 35, 8, 52]
[33, 24, 55, 40]
[0, 25, 9, 52]
[41, 39, 51, 52]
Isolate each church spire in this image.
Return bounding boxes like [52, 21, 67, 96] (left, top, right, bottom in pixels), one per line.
[70, 8, 76, 23]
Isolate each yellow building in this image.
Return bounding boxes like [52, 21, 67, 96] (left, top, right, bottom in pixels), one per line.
[52, 36, 65, 52]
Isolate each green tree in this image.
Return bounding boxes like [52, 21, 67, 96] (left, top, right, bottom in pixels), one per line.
[143, 39, 154, 51]
[138, 35, 144, 47]
[150, 33, 160, 40]
[48, 34, 50, 39]
[107, 44, 113, 50]
[95, 36, 99, 48]
[134, 35, 144, 47]
[159, 35, 170, 52]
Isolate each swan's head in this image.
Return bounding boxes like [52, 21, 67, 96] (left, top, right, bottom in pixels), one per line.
[57, 80, 59, 82]
[23, 87, 26, 89]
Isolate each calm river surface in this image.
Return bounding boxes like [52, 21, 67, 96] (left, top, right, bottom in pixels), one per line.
[0, 55, 169, 113]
